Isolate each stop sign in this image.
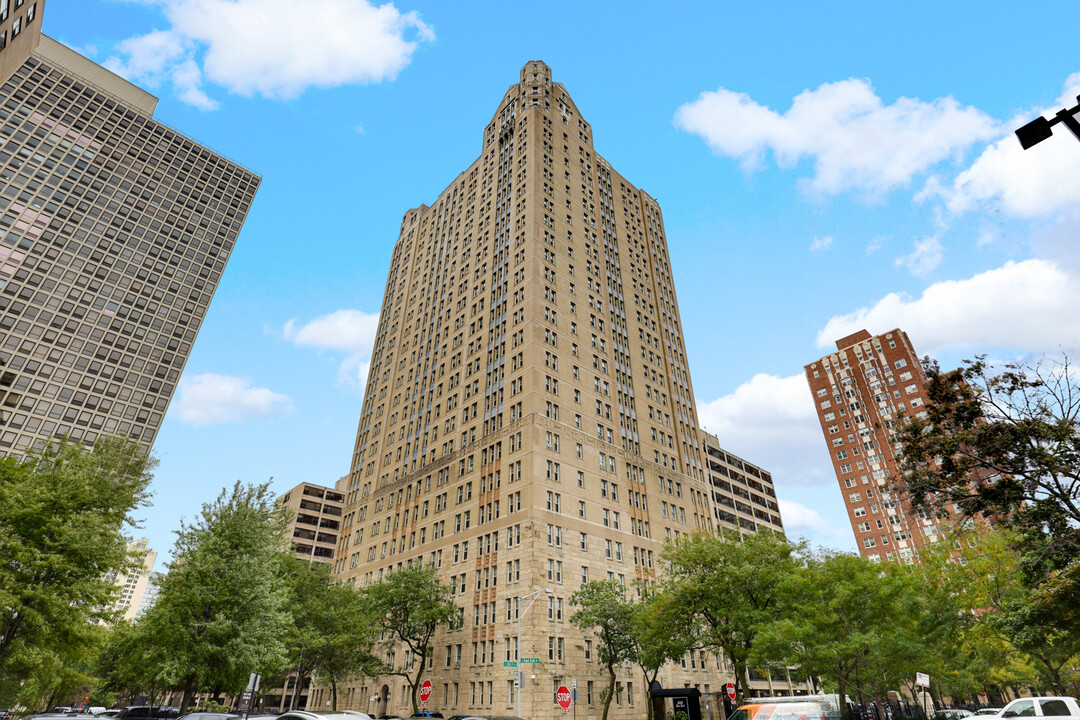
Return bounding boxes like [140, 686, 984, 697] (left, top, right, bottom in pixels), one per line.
[557, 685, 572, 712]
[726, 683, 736, 700]
[420, 680, 432, 703]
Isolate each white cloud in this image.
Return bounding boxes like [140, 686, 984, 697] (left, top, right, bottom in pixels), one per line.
[105, 0, 433, 108]
[924, 72, 1080, 218]
[817, 258, 1080, 354]
[893, 235, 943, 277]
[284, 309, 380, 386]
[696, 373, 835, 488]
[778, 498, 839, 535]
[674, 78, 1000, 196]
[866, 235, 887, 253]
[175, 373, 292, 425]
[810, 235, 833, 252]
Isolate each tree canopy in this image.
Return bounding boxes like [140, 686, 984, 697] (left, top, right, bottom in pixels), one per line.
[570, 579, 638, 720]
[137, 481, 292, 711]
[364, 563, 457, 714]
[0, 436, 154, 707]
[899, 355, 1080, 579]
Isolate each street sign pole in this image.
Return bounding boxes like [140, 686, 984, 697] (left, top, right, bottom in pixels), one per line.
[516, 588, 553, 720]
[241, 673, 260, 720]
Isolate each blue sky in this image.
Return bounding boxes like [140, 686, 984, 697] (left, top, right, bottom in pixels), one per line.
[42, 0, 1080, 564]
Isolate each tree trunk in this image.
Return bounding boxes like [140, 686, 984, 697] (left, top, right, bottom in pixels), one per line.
[733, 660, 748, 699]
[602, 662, 616, 720]
[1033, 655, 1066, 695]
[289, 662, 306, 711]
[644, 669, 658, 720]
[181, 676, 197, 714]
[411, 659, 425, 714]
[331, 678, 338, 712]
[838, 675, 851, 720]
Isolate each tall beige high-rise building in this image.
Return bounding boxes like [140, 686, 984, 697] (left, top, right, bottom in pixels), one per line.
[329, 61, 791, 720]
[804, 328, 962, 563]
[102, 536, 156, 623]
[0, 1, 259, 456]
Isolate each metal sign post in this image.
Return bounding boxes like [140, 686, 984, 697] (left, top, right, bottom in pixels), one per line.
[916, 673, 930, 719]
[241, 673, 260, 720]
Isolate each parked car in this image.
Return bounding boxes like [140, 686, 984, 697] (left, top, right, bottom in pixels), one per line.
[0, 708, 11, 720]
[1000, 698, 1080, 720]
[276, 713, 378, 720]
[117, 708, 181, 720]
[176, 713, 238, 720]
[974, 711, 1003, 717]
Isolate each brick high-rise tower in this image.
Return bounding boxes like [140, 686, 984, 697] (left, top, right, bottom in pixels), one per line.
[328, 62, 797, 719]
[804, 328, 962, 563]
[0, 2, 259, 456]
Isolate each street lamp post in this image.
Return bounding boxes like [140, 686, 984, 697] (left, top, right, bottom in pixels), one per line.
[1015, 94, 1080, 149]
[517, 587, 553, 719]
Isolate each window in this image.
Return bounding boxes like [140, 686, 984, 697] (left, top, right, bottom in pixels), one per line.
[11, 16, 20, 36]
[26, 2, 34, 22]
[1008, 701, 1035, 718]
[1038, 701, 1070, 717]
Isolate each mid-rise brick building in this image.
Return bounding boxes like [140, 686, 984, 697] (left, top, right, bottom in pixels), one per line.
[804, 328, 962, 562]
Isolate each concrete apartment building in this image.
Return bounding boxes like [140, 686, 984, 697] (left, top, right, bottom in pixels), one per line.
[804, 328, 962, 562]
[327, 61, 792, 720]
[278, 479, 347, 564]
[0, 1, 258, 456]
[702, 432, 783, 536]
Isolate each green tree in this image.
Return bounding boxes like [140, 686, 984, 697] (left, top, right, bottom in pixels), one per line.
[753, 552, 927, 720]
[911, 528, 1042, 701]
[93, 620, 159, 706]
[570, 579, 637, 720]
[138, 481, 292, 710]
[0, 436, 154, 702]
[898, 355, 1080, 580]
[281, 558, 379, 711]
[631, 589, 696, 720]
[364, 563, 457, 714]
[661, 530, 802, 700]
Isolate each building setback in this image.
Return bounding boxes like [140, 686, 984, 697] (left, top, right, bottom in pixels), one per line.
[328, 61, 793, 720]
[0, 1, 258, 456]
[804, 328, 961, 562]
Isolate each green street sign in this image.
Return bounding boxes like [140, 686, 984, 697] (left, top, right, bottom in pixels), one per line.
[504, 662, 518, 667]
[521, 657, 540, 663]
